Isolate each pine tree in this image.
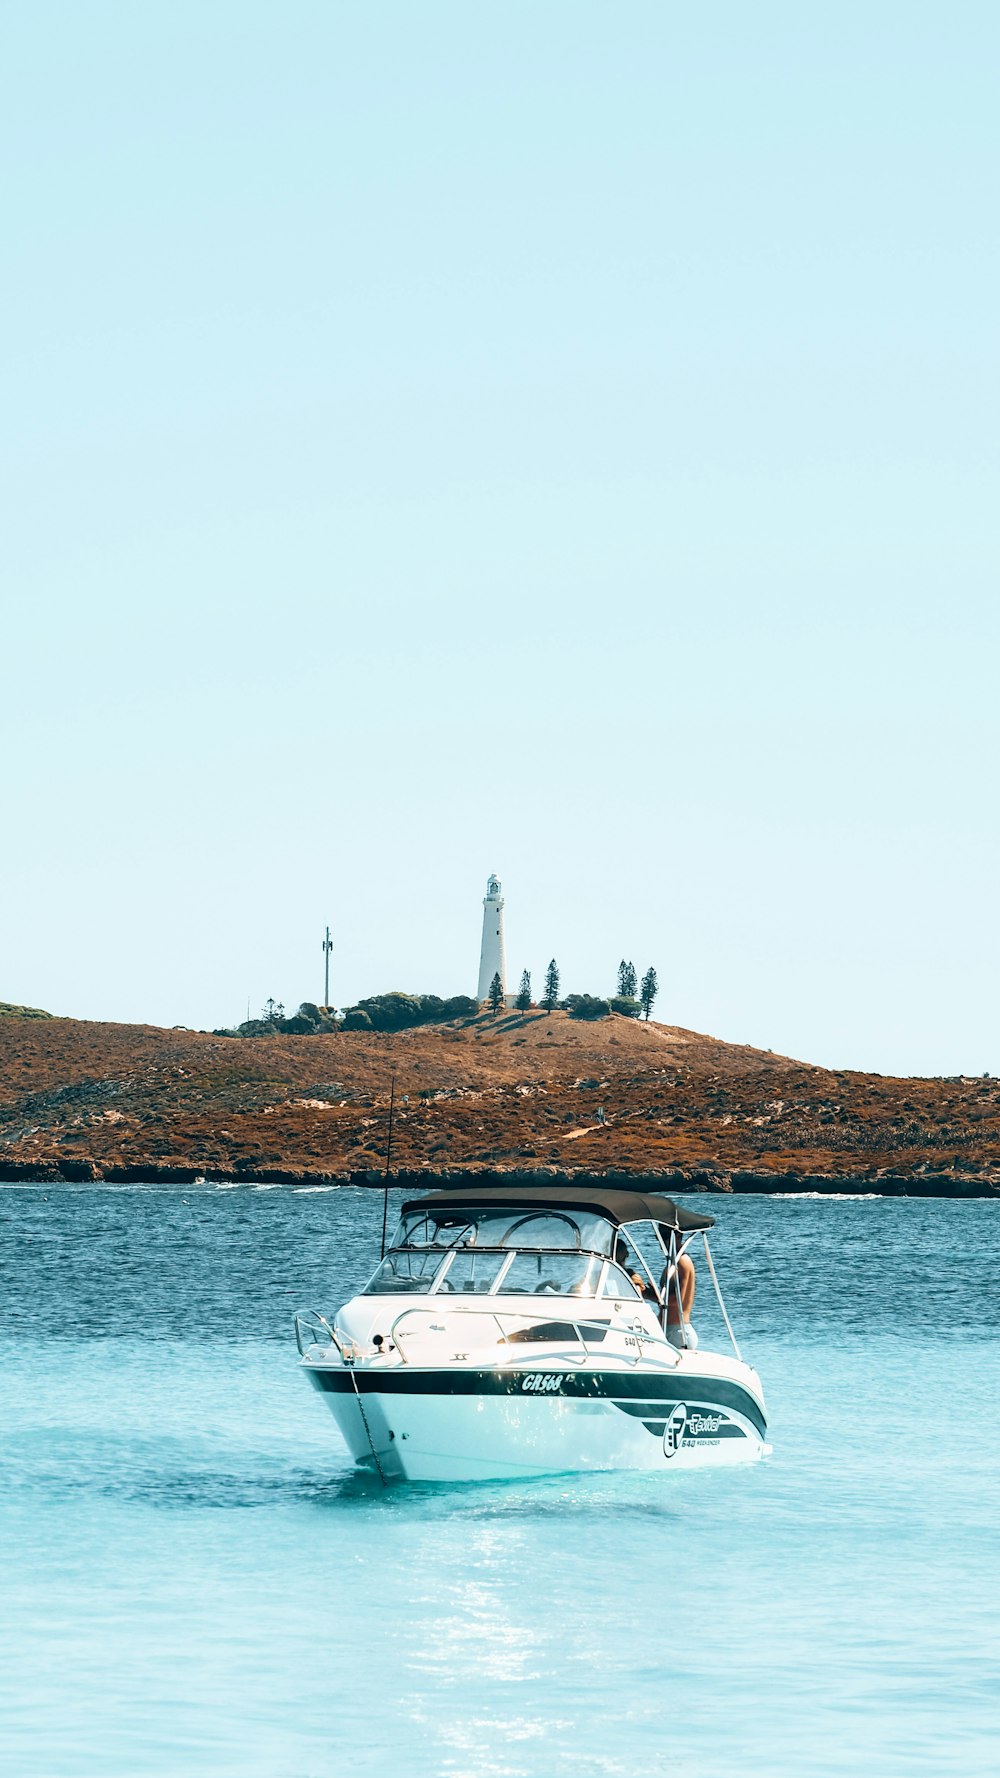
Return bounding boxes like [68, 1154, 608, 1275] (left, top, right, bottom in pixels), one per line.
[488, 971, 504, 1015]
[515, 969, 532, 1012]
[542, 958, 560, 1014]
[617, 959, 637, 999]
[639, 967, 658, 1022]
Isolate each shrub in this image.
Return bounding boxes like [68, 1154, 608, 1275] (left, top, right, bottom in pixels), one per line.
[610, 996, 641, 1018]
[413, 994, 476, 1022]
[351, 993, 423, 1030]
[564, 994, 611, 1020]
[341, 1008, 373, 1031]
[441, 994, 477, 1019]
[290, 1002, 339, 1034]
[339, 992, 478, 1031]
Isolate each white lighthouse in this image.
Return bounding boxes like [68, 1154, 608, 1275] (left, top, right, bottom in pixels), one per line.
[477, 873, 507, 1004]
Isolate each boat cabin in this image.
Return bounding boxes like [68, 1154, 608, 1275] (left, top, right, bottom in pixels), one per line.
[363, 1184, 714, 1308]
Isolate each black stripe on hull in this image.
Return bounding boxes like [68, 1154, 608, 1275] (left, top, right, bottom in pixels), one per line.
[639, 1419, 746, 1438]
[307, 1366, 767, 1438]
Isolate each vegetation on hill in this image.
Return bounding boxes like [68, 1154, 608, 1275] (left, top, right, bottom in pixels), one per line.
[1, 1009, 997, 1191]
[617, 960, 638, 999]
[218, 1000, 341, 1038]
[640, 967, 659, 1021]
[218, 956, 660, 1037]
[219, 993, 479, 1038]
[0, 1001, 52, 1020]
[341, 993, 478, 1031]
[562, 993, 611, 1020]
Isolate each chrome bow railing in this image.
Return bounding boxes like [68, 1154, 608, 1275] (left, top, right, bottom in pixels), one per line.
[294, 1309, 357, 1360]
[387, 1304, 680, 1368]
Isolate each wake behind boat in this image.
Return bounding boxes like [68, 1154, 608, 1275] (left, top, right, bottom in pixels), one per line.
[295, 1183, 768, 1483]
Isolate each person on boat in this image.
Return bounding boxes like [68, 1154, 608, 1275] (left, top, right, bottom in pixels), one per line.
[613, 1239, 658, 1303]
[630, 1268, 659, 1304]
[661, 1239, 698, 1350]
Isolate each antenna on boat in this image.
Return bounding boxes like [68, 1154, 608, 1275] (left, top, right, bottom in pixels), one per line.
[380, 1075, 396, 1259]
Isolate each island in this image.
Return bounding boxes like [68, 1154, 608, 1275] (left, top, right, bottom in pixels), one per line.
[1, 1008, 997, 1197]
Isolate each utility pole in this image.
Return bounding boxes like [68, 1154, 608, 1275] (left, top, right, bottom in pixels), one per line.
[322, 925, 333, 1009]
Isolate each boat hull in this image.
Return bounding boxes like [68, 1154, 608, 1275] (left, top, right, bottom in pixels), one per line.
[306, 1362, 767, 1483]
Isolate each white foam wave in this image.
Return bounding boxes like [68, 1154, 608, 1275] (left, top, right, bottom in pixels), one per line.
[771, 1192, 882, 1202]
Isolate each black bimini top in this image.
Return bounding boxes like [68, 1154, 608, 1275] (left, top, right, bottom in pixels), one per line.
[399, 1183, 714, 1233]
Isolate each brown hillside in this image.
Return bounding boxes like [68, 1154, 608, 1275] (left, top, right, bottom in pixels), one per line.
[1, 1009, 998, 1195]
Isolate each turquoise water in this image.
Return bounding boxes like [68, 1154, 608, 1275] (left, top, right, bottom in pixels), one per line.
[2, 1185, 998, 1776]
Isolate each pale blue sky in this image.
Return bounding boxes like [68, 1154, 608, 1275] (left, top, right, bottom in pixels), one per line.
[2, 3, 996, 1075]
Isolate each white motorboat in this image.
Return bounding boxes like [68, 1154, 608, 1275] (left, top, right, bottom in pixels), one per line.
[295, 1184, 768, 1483]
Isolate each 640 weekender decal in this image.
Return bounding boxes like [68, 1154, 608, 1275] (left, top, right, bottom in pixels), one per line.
[663, 1402, 745, 1456]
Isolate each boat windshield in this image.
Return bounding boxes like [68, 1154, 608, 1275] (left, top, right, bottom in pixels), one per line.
[435, 1251, 509, 1295]
[361, 1248, 637, 1299]
[495, 1252, 605, 1296]
[390, 1208, 614, 1254]
[362, 1250, 446, 1294]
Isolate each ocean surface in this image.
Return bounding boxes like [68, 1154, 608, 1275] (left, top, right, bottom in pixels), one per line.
[1, 1184, 997, 1777]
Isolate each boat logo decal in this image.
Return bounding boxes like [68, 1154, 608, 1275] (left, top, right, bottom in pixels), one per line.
[663, 1403, 688, 1456]
[521, 1374, 564, 1394]
[663, 1405, 729, 1455]
[688, 1411, 723, 1435]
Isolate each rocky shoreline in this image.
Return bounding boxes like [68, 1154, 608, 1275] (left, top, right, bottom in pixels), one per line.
[2, 1158, 997, 1198]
